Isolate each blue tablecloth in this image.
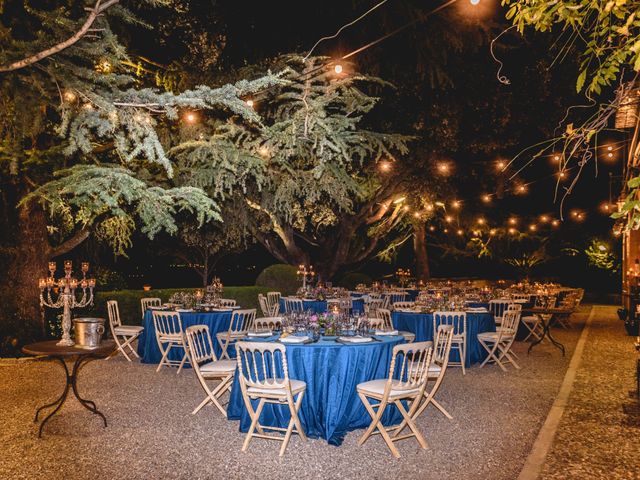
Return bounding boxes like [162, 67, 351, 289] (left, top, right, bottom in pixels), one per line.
[138, 310, 233, 363]
[392, 311, 496, 367]
[279, 298, 365, 314]
[227, 335, 404, 446]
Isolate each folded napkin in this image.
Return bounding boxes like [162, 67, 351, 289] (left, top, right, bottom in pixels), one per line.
[338, 336, 372, 343]
[148, 306, 167, 311]
[466, 307, 488, 313]
[279, 335, 309, 344]
[247, 331, 273, 337]
[175, 308, 193, 313]
[375, 330, 399, 336]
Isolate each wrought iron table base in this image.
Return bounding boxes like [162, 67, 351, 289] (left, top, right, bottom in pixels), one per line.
[527, 317, 566, 356]
[34, 355, 107, 438]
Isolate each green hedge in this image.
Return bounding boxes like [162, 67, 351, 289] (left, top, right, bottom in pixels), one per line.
[81, 286, 272, 326]
[255, 264, 299, 295]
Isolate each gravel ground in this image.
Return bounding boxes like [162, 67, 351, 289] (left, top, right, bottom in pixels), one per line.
[540, 305, 640, 480]
[0, 308, 587, 480]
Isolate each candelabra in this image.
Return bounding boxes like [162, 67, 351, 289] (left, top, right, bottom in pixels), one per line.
[39, 260, 96, 346]
[296, 264, 315, 290]
[396, 268, 411, 287]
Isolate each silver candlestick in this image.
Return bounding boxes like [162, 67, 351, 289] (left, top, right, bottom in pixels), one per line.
[38, 260, 96, 346]
[296, 264, 315, 290]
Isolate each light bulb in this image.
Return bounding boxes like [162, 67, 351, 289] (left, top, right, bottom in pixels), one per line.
[246, 99, 254, 108]
[334, 64, 343, 74]
[470, 0, 480, 5]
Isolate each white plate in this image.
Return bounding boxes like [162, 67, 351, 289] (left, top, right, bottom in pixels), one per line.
[338, 336, 373, 343]
[247, 331, 272, 337]
[279, 335, 310, 344]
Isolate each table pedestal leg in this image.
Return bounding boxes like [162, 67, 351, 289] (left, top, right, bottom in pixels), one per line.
[34, 355, 107, 438]
[527, 317, 565, 356]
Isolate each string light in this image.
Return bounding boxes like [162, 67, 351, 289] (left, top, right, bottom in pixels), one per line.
[82, 103, 93, 110]
[437, 162, 451, 175]
[403, 205, 409, 212]
[258, 146, 270, 158]
[558, 171, 567, 180]
[477, 217, 486, 225]
[63, 91, 76, 102]
[443, 228, 449, 233]
[184, 112, 198, 124]
[451, 200, 461, 209]
[445, 215, 453, 223]
[425, 204, 434, 212]
[516, 184, 528, 195]
[429, 225, 436, 232]
[529, 224, 537, 231]
[551, 220, 560, 227]
[552, 154, 561, 162]
[457, 229, 463, 236]
[540, 215, 549, 223]
[470, 0, 480, 5]
[508, 227, 517, 234]
[508, 217, 518, 225]
[379, 160, 392, 172]
[489, 228, 496, 235]
[246, 99, 255, 108]
[482, 194, 491, 203]
[334, 64, 343, 74]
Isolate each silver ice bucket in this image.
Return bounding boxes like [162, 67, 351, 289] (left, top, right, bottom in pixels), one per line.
[73, 317, 106, 349]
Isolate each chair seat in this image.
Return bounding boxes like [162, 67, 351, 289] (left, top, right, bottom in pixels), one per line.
[114, 325, 144, 335]
[357, 379, 420, 398]
[216, 332, 247, 340]
[200, 359, 236, 375]
[521, 315, 539, 323]
[478, 331, 513, 342]
[247, 379, 306, 396]
[158, 333, 184, 342]
[400, 331, 416, 341]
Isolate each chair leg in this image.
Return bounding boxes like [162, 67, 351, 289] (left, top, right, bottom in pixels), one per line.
[395, 399, 428, 450]
[113, 335, 132, 361]
[280, 391, 306, 456]
[156, 342, 173, 372]
[357, 393, 400, 458]
[242, 398, 266, 452]
[431, 399, 453, 419]
[176, 345, 189, 374]
[460, 340, 466, 375]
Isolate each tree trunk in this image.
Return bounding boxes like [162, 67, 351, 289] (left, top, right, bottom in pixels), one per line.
[413, 223, 430, 281]
[4, 206, 51, 336]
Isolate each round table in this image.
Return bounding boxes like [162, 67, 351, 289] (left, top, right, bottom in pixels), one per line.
[391, 311, 496, 367]
[22, 340, 115, 438]
[278, 298, 365, 314]
[138, 310, 233, 363]
[227, 334, 405, 446]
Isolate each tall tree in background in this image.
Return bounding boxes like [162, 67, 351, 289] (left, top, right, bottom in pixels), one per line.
[172, 55, 419, 280]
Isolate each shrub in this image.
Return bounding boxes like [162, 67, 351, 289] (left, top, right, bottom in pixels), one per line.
[255, 264, 299, 295]
[338, 272, 373, 290]
[79, 286, 272, 326]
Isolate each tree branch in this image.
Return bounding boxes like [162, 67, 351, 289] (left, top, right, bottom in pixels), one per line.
[0, 0, 121, 73]
[50, 229, 91, 258]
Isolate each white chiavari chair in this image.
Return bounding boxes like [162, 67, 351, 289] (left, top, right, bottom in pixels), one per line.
[283, 297, 304, 313]
[489, 299, 512, 326]
[357, 341, 433, 458]
[478, 309, 521, 371]
[107, 300, 144, 361]
[376, 309, 415, 342]
[433, 311, 467, 375]
[216, 309, 256, 360]
[267, 292, 281, 316]
[152, 310, 189, 373]
[393, 301, 416, 310]
[236, 341, 307, 456]
[185, 325, 235, 416]
[141, 297, 161, 319]
[258, 294, 271, 317]
[219, 298, 237, 308]
[254, 317, 283, 331]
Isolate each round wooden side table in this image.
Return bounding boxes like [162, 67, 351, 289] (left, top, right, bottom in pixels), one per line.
[22, 340, 115, 437]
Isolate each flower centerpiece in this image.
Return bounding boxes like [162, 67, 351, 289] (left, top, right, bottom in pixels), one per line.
[205, 277, 224, 306]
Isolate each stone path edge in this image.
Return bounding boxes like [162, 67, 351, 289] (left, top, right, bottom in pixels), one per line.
[517, 305, 596, 480]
